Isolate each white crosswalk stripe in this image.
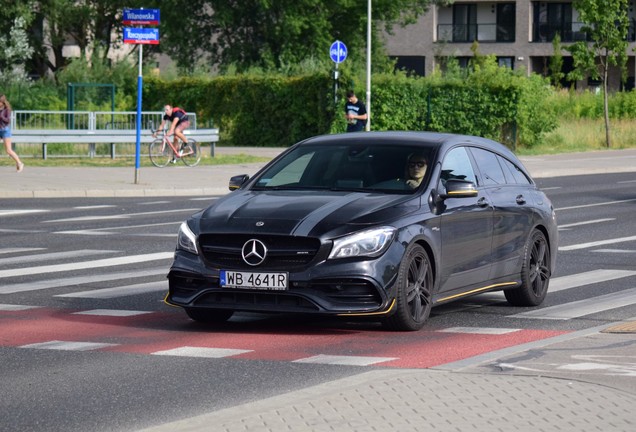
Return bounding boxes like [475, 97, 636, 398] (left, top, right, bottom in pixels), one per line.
[0, 268, 166, 294]
[56, 280, 169, 299]
[508, 288, 636, 320]
[19, 340, 117, 351]
[293, 354, 397, 366]
[0, 249, 117, 266]
[2, 245, 636, 325]
[152, 347, 253, 358]
[0, 252, 173, 278]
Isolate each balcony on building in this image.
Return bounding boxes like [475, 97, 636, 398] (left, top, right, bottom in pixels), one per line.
[437, 2, 516, 43]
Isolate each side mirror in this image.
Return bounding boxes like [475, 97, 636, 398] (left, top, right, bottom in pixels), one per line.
[229, 174, 250, 191]
[440, 179, 478, 199]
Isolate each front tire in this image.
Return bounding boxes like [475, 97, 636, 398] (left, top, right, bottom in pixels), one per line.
[504, 229, 551, 306]
[149, 139, 172, 167]
[383, 244, 433, 331]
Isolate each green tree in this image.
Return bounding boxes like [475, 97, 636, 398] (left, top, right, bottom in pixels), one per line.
[0, 16, 34, 83]
[549, 34, 564, 89]
[27, 0, 145, 78]
[151, 0, 438, 73]
[566, 0, 629, 147]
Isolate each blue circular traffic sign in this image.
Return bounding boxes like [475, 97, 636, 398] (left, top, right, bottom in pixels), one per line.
[330, 40, 347, 64]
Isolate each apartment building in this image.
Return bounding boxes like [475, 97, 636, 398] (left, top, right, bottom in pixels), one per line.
[384, 0, 636, 90]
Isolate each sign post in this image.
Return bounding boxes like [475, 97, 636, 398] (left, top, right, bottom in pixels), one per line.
[329, 40, 347, 105]
[123, 8, 160, 184]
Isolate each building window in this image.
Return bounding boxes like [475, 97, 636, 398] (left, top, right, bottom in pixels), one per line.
[391, 56, 426, 76]
[453, 4, 477, 42]
[533, 1, 574, 42]
[496, 4, 516, 42]
[497, 57, 514, 69]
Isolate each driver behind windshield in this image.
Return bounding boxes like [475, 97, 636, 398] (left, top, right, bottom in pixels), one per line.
[405, 153, 428, 189]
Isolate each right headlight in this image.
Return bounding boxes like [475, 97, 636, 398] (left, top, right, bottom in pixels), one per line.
[328, 226, 396, 259]
[176, 222, 198, 255]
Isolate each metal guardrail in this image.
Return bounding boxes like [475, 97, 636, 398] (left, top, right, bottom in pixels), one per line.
[11, 110, 198, 130]
[9, 110, 217, 160]
[12, 129, 219, 159]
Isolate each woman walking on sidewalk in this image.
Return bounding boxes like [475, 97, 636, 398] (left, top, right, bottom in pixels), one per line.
[0, 94, 24, 173]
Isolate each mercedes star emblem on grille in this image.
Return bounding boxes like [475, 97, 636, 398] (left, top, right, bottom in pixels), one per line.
[241, 239, 267, 266]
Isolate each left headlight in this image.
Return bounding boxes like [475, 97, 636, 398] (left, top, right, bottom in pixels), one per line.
[328, 226, 396, 259]
[177, 222, 198, 255]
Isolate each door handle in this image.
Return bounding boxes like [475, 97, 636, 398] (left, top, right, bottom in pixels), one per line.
[477, 197, 489, 207]
[516, 195, 526, 205]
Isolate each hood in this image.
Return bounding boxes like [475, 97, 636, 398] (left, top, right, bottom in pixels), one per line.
[198, 190, 419, 237]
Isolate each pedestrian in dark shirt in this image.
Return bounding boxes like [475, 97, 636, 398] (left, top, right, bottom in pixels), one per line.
[344, 90, 368, 132]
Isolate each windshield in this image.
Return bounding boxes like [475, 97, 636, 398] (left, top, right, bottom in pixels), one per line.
[252, 143, 433, 193]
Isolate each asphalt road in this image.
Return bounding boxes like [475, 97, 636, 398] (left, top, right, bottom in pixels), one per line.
[1, 171, 635, 431]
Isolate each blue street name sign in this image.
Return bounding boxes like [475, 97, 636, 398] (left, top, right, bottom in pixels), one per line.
[124, 28, 160, 45]
[123, 8, 160, 25]
[330, 40, 347, 64]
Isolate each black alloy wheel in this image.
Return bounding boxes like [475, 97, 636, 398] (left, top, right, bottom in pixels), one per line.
[383, 243, 433, 331]
[505, 229, 551, 306]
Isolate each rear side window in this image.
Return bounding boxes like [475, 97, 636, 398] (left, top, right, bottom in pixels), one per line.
[469, 148, 506, 186]
[499, 156, 532, 185]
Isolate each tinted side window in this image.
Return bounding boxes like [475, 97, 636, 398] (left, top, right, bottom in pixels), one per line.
[499, 156, 532, 185]
[470, 148, 506, 185]
[440, 147, 477, 185]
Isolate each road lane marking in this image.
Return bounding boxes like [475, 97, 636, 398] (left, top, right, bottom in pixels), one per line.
[549, 269, 636, 293]
[293, 354, 398, 366]
[0, 249, 117, 266]
[55, 280, 168, 298]
[152, 347, 253, 358]
[0, 209, 49, 217]
[19, 340, 117, 351]
[55, 221, 181, 236]
[72, 309, 153, 317]
[73, 205, 116, 209]
[556, 198, 636, 211]
[438, 327, 520, 335]
[0, 252, 173, 278]
[45, 208, 199, 223]
[559, 235, 636, 251]
[558, 218, 614, 229]
[474, 269, 636, 303]
[508, 288, 636, 320]
[0, 248, 46, 255]
[0, 269, 167, 294]
[0, 304, 41, 311]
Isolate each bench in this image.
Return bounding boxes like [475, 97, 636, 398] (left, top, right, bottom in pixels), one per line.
[11, 128, 220, 159]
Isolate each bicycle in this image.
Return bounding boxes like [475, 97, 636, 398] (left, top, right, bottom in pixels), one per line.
[149, 127, 201, 167]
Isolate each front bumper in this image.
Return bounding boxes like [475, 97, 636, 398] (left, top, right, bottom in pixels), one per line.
[166, 247, 402, 316]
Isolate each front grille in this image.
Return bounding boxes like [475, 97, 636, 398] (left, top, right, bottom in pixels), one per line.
[198, 291, 320, 312]
[199, 234, 322, 270]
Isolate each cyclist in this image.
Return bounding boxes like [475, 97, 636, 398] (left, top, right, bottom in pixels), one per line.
[153, 104, 191, 162]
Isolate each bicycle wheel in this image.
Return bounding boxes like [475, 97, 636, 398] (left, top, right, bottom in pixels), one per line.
[181, 139, 201, 167]
[149, 139, 173, 167]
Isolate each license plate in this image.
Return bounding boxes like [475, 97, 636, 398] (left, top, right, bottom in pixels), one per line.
[220, 270, 288, 290]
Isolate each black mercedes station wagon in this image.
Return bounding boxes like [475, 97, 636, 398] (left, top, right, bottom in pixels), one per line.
[166, 132, 558, 331]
